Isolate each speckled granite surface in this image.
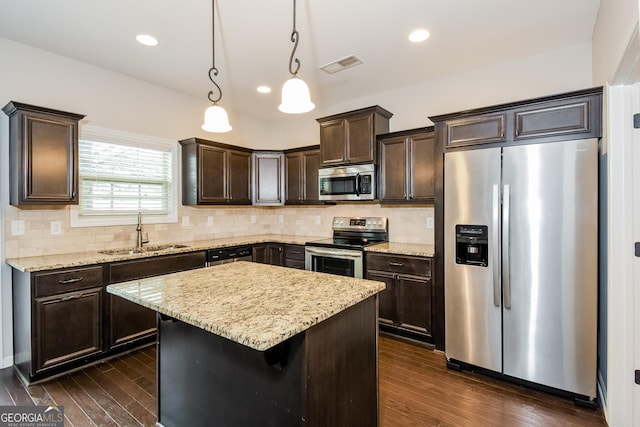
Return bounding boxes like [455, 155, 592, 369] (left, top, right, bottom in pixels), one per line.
[6, 234, 326, 272]
[366, 242, 435, 257]
[107, 261, 385, 351]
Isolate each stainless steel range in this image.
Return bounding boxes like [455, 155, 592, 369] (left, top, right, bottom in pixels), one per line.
[305, 216, 388, 278]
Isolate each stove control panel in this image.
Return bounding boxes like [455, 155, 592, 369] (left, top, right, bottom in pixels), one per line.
[332, 216, 388, 232]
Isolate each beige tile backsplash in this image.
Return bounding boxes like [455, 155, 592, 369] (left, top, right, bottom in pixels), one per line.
[5, 204, 434, 258]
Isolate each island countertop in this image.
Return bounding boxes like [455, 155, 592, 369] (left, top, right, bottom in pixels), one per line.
[106, 261, 385, 352]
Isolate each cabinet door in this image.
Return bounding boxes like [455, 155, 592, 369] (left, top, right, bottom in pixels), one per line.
[268, 245, 285, 266]
[199, 144, 227, 203]
[346, 114, 374, 164]
[365, 270, 396, 325]
[320, 119, 346, 166]
[34, 288, 102, 373]
[302, 149, 320, 202]
[252, 244, 268, 264]
[109, 296, 156, 349]
[253, 152, 284, 206]
[409, 133, 435, 202]
[228, 150, 252, 204]
[17, 112, 78, 205]
[285, 152, 302, 204]
[378, 136, 408, 202]
[396, 275, 431, 336]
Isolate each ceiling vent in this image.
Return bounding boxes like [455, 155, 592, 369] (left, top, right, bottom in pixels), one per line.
[320, 54, 363, 74]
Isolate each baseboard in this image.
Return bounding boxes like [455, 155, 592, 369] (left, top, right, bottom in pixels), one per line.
[2, 355, 13, 369]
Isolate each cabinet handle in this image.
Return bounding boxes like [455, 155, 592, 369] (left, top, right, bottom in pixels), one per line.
[59, 277, 84, 284]
[290, 250, 301, 254]
[60, 295, 78, 302]
[388, 262, 404, 267]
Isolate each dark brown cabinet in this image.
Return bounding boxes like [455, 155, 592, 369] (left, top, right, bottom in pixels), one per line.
[316, 106, 392, 166]
[107, 251, 206, 349]
[2, 101, 85, 206]
[252, 152, 284, 206]
[13, 265, 104, 382]
[180, 138, 251, 205]
[378, 128, 435, 203]
[284, 244, 306, 269]
[366, 252, 432, 341]
[284, 146, 321, 205]
[252, 243, 285, 266]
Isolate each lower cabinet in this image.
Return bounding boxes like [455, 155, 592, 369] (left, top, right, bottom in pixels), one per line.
[365, 252, 432, 341]
[107, 251, 206, 349]
[284, 244, 305, 269]
[252, 243, 284, 266]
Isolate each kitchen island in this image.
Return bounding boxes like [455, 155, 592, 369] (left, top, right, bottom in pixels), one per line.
[107, 261, 385, 427]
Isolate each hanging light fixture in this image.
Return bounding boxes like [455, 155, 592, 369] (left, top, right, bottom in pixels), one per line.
[202, 0, 232, 132]
[279, 0, 315, 114]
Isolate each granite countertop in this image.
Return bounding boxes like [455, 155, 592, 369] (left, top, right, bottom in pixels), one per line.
[6, 234, 327, 273]
[366, 242, 435, 257]
[107, 261, 385, 351]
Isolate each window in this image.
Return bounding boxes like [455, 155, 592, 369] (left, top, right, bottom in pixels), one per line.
[70, 126, 178, 227]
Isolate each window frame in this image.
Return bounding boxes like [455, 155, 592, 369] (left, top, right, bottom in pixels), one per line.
[70, 126, 179, 228]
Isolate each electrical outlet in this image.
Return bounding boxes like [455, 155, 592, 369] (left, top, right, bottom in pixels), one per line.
[11, 220, 25, 236]
[250, 215, 256, 224]
[315, 216, 321, 225]
[207, 216, 214, 226]
[182, 216, 190, 227]
[50, 221, 62, 235]
[427, 217, 434, 229]
[279, 215, 284, 224]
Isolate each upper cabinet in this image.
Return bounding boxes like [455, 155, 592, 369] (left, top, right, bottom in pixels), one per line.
[316, 106, 392, 167]
[180, 138, 251, 206]
[378, 127, 435, 204]
[284, 145, 321, 205]
[430, 87, 603, 150]
[252, 151, 285, 206]
[2, 101, 85, 206]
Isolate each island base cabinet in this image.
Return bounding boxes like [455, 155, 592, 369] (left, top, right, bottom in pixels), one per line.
[157, 296, 378, 427]
[108, 295, 156, 349]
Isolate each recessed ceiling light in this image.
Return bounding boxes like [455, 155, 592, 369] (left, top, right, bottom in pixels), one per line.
[257, 86, 272, 94]
[409, 29, 430, 43]
[136, 34, 158, 47]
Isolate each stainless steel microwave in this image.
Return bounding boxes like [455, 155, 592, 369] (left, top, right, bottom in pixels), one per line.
[318, 164, 376, 201]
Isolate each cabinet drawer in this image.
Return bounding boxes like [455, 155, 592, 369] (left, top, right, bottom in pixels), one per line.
[284, 244, 305, 261]
[284, 259, 306, 270]
[35, 266, 104, 297]
[366, 253, 431, 276]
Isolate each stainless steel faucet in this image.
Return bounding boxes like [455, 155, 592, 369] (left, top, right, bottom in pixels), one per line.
[136, 212, 149, 249]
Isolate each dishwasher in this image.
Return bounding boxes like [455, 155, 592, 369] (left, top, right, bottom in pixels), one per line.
[206, 246, 253, 267]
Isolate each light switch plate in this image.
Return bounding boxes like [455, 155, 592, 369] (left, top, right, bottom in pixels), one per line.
[50, 221, 62, 235]
[427, 217, 434, 229]
[11, 220, 25, 236]
[207, 216, 214, 226]
[315, 216, 321, 225]
[250, 215, 257, 224]
[182, 216, 190, 227]
[279, 215, 284, 224]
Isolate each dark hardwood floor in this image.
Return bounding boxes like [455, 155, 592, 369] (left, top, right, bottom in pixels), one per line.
[0, 336, 606, 426]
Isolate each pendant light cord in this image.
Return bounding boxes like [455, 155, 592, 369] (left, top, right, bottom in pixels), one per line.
[207, 0, 223, 104]
[288, 0, 301, 76]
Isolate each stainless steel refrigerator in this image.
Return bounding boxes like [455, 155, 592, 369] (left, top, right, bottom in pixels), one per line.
[444, 138, 597, 400]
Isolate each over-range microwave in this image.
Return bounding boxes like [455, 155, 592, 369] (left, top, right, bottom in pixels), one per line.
[318, 164, 376, 201]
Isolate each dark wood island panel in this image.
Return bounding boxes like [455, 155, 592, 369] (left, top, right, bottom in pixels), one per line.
[157, 296, 378, 427]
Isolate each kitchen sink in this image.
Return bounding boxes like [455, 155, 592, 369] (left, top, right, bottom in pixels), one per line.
[99, 244, 190, 255]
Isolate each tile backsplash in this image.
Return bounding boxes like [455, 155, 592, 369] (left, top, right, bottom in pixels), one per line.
[4, 204, 434, 258]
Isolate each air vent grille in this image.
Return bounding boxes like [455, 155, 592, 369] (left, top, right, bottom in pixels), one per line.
[320, 54, 363, 74]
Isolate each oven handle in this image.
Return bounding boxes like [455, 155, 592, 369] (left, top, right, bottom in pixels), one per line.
[304, 247, 363, 258]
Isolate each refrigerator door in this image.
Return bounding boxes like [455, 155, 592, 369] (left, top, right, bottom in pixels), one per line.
[444, 148, 502, 372]
[502, 139, 598, 398]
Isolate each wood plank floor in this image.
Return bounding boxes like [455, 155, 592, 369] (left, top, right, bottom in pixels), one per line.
[0, 336, 607, 426]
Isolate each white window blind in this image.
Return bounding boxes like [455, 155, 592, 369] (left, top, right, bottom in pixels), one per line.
[76, 126, 176, 221]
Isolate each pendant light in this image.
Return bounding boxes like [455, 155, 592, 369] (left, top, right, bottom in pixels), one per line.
[279, 0, 315, 114]
[202, 0, 232, 132]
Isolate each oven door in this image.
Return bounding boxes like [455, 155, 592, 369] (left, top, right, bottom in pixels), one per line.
[305, 246, 364, 278]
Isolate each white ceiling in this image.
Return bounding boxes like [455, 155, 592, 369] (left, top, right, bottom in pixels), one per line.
[0, 0, 601, 121]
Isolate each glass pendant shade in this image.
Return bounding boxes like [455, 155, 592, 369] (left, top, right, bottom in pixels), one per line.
[279, 76, 315, 114]
[202, 104, 232, 133]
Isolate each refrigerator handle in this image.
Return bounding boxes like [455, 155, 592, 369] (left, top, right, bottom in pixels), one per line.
[492, 185, 501, 307]
[502, 184, 511, 309]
